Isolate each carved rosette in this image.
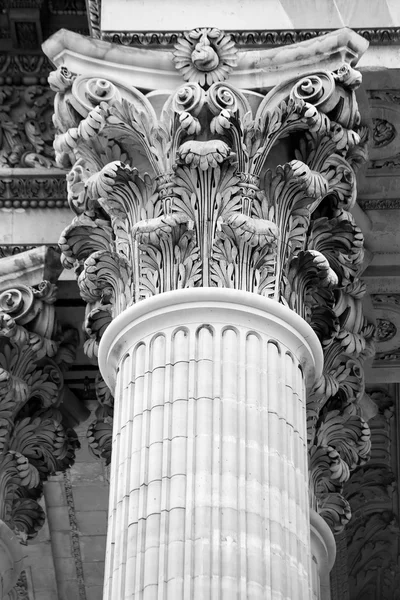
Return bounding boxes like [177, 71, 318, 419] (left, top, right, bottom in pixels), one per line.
[52, 36, 373, 534]
[0, 280, 79, 544]
[173, 28, 238, 86]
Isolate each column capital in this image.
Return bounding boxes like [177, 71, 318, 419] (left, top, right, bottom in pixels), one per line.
[46, 27, 375, 539]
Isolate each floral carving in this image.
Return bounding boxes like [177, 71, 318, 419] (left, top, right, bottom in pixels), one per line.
[0, 85, 57, 168]
[173, 28, 238, 87]
[372, 118, 396, 148]
[51, 58, 373, 532]
[337, 390, 400, 600]
[376, 318, 397, 342]
[0, 273, 79, 543]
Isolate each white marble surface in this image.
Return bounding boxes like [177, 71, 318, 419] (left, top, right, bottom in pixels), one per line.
[99, 288, 323, 599]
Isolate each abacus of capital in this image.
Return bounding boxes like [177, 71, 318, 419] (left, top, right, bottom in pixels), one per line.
[41, 25, 374, 599]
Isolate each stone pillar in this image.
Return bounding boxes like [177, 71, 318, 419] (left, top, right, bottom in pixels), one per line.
[99, 289, 322, 598]
[44, 24, 374, 600]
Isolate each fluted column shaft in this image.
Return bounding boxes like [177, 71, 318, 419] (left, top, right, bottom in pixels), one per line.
[99, 288, 323, 599]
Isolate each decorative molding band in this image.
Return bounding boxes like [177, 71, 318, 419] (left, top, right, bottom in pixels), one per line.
[358, 198, 400, 210]
[101, 27, 400, 47]
[63, 471, 87, 600]
[0, 174, 67, 208]
[371, 294, 400, 363]
[368, 90, 400, 104]
[48, 0, 87, 15]
[0, 54, 54, 84]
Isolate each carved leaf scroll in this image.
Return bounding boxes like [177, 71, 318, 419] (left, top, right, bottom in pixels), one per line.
[0, 281, 79, 542]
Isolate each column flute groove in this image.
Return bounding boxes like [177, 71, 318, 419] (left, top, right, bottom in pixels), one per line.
[98, 289, 323, 598]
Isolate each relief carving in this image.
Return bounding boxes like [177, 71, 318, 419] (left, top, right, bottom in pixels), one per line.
[51, 31, 374, 533]
[340, 389, 400, 600]
[0, 85, 56, 169]
[371, 294, 400, 363]
[0, 270, 79, 543]
[372, 118, 396, 148]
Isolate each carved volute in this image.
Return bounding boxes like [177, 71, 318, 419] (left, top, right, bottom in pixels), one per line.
[50, 28, 375, 535]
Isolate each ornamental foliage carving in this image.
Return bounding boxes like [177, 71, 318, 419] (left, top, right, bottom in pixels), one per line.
[0, 85, 56, 168]
[0, 279, 79, 543]
[52, 30, 374, 533]
[342, 390, 400, 600]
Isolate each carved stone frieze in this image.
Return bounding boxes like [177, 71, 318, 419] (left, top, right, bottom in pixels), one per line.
[371, 294, 400, 362]
[0, 173, 67, 209]
[0, 252, 79, 544]
[0, 84, 56, 169]
[372, 118, 396, 148]
[50, 29, 374, 534]
[369, 151, 400, 170]
[358, 198, 400, 210]
[376, 318, 397, 342]
[368, 90, 400, 105]
[49, 0, 87, 14]
[102, 28, 400, 47]
[0, 55, 53, 86]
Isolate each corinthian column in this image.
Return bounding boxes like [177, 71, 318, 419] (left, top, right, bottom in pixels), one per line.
[44, 25, 374, 599]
